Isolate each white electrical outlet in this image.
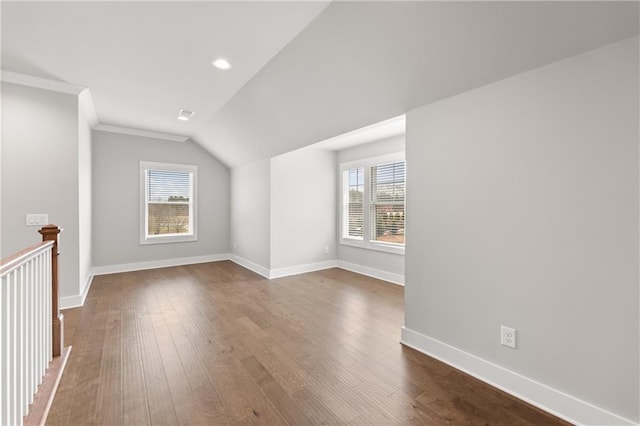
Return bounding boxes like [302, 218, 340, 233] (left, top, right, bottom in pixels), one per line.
[25, 214, 48, 226]
[501, 326, 517, 349]
[324, 246, 329, 254]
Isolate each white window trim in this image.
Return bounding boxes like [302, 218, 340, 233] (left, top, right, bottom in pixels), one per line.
[139, 161, 198, 245]
[340, 152, 405, 255]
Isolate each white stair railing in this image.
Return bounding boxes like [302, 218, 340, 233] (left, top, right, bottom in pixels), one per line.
[0, 225, 62, 426]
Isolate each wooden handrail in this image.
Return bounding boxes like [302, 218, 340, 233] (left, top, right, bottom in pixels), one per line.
[0, 240, 54, 278]
[39, 225, 63, 358]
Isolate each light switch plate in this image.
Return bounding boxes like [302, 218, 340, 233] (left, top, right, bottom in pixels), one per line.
[26, 214, 49, 226]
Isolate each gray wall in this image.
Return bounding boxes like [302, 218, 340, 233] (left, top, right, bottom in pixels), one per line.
[1, 82, 81, 300]
[270, 148, 336, 270]
[405, 36, 639, 421]
[92, 130, 229, 266]
[337, 135, 405, 278]
[230, 158, 271, 269]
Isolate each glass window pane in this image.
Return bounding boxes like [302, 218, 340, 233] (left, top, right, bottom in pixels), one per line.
[147, 202, 190, 235]
[370, 161, 405, 244]
[371, 204, 405, 244]
[146, 169, 192, 236]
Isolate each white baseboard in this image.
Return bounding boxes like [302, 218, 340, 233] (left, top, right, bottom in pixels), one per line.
[87, 254, 402, 301]
[229, 255, 270, 279]
[229, 257, 401, 285]
[337, 260, 404, 285]
[400, 327, 637, 426]
[263, 258, 404, 284]
[270, 260, 338, 279]
[91, 253, 230, 276]
[59, 294, 82, 310]
[60, 274, 93, 310]
[80, 274, 93, 306]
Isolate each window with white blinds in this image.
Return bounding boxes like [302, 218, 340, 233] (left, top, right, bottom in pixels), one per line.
[346, 167, 364, 239]
[370, 161, 405, 244]
[341, 153, 405, 254]
[140, 161, 198, 244]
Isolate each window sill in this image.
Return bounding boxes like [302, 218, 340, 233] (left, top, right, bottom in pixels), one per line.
[340, 238, 405, 255]
[140, 234, 197, 245]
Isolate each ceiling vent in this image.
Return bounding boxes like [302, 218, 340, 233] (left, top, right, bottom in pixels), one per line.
[177, 108, 195, 121]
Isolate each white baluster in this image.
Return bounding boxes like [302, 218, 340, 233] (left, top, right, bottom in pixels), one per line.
[1, 275, 6, 426]
[1, 238, 58, 424]
[9, 269, 17, 426]
[16, 264, 24, 420]
[26, 256, 33, 407]
[45, 252, 52, 363]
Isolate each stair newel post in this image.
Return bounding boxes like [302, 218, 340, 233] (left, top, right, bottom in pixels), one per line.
[39, 225, 63, 357]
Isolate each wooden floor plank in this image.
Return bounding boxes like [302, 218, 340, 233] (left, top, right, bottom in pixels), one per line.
[136, 307, 179, 425]
[94, 299, 123, 426]
[121, 303, 150, 426]
[47, 262, 569, 426]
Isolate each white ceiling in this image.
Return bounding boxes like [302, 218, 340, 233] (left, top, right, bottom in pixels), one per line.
[1, 1, 329, 137]
[2, 1, 639, 168]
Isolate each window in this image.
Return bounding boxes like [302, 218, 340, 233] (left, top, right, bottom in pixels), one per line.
[370, 161, 405, 244]
[346, 167, 364, 239]
[140, 161, 197, 245]
[341, 153, 405, 254]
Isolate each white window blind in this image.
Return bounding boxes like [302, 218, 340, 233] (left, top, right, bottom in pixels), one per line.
[140, 162, 197, 244]
[345, 167, 364, 239]
[370, 161, 405, 244]
[340, 154, 405, 254]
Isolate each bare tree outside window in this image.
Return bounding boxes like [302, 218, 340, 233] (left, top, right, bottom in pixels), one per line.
[140, 162, 197, 244]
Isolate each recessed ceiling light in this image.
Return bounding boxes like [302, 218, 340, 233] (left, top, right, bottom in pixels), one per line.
[212, 58, 232, 70]
[177, 108, 195, 121]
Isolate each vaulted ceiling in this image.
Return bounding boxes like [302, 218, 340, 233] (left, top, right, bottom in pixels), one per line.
[3, 1, 638, 167]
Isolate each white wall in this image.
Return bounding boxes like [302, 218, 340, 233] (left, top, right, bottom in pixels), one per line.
[404, 36, 639, 423]
[78, 93, 92, 298]
[92, 130, 229, 268]
[230, 158, 271, 271]
[1, 82, 81, 300]
[270, 148, 336, 272]
[337, 135, 405, 281]
[337, 135, 404, 163]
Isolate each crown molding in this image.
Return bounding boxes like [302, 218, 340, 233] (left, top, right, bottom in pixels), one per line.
[93, 123, 190, 143]
[1, 70, 86, 95]
[2, 69, 99, 127]
[2, 70, 190, 143]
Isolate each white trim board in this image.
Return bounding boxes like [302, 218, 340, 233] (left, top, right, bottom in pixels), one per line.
[337, 260, 404, 285]
[93, 254, 337, 280]
[400, 327, 638, 426]
[60, 274, 94, 310]
[1, 70, 86, 95]
[229, 255, 270, 279]
[270, 260, 338, 279]
[218, 256, 405, 285]
[94, 123, 190, 143]
[92, 253, 230, 276]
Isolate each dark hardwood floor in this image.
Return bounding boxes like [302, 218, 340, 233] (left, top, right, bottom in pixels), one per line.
[46, 261, 568, 425]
